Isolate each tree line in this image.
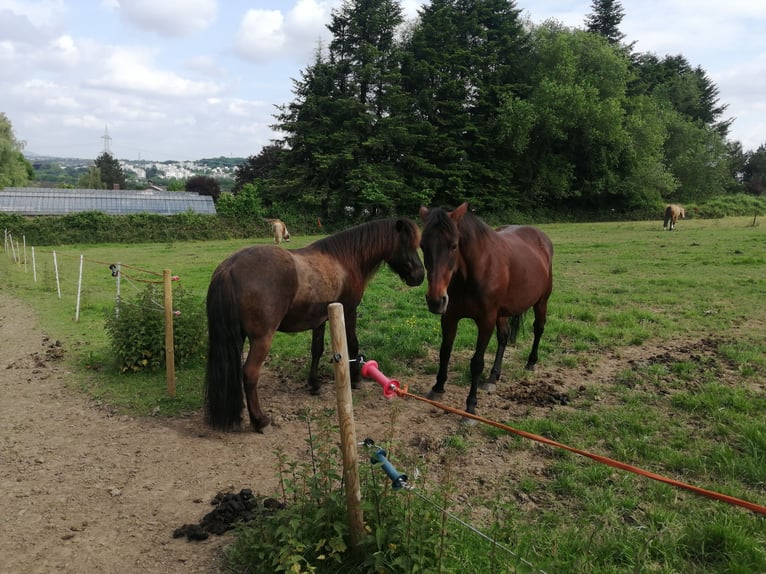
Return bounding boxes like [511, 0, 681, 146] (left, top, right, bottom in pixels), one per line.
[232, 0, 765, 224]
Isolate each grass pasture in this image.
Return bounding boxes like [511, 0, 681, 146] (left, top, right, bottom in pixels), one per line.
[1, 216, 765, 572]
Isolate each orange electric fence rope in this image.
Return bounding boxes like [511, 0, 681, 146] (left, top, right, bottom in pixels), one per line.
[360, 360, 766, 518]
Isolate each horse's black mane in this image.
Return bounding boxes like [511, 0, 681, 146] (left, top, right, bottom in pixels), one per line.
[312, 218, 417, 266]
[425, 205, 492, 242]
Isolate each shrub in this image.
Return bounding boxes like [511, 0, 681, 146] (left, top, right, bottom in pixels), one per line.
[104, 283, 206, 373]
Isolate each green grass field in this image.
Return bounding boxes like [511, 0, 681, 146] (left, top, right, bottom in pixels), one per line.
[2, 216, 765, 572]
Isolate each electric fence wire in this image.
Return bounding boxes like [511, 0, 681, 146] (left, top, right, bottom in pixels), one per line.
[405, 485, 548, 574]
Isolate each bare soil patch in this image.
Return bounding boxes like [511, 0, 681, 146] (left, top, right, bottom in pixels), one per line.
[0, 292, 753, 573]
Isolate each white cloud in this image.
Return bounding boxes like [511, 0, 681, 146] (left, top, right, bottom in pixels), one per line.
[0, 0, 67, 28]
[235, 10, 287, 62]
[87, 46, 222, 98]
[235, 1, 337, 63]
[116, 0, 217, 37]
[185, 55, 225, 78]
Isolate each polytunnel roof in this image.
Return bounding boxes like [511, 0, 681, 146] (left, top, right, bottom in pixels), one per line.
[0, 187, 216, 216]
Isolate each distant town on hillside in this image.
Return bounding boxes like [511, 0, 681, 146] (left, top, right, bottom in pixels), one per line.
[23, 153, 244, 192]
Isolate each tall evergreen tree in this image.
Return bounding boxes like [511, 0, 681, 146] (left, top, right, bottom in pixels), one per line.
[585, 0, 626, 46]
[94, 152, 127, 190]
[400, 0, 530, 210]
[274, 0, 408, 219]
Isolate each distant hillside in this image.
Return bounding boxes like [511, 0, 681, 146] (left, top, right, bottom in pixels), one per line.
[25, 155, 243, 189]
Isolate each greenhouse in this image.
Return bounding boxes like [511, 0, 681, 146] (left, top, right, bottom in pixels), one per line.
[0, 188, 216, 216]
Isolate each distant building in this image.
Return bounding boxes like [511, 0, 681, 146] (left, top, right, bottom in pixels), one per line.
[0, 187, 216, 216]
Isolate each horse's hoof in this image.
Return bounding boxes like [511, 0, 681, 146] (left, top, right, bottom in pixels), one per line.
[525, 363, 536, 371]
[309, 385, 322, 396]
[479, 382, 497, 393]
[256, 423, 273, 435]
[426, 390, 445, 401]
[460, 416, 478, 426]
[351, 380, 362, 390]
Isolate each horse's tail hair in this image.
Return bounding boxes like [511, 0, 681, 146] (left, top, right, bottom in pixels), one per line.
[508, 313, 526, 345]
[204, 272, 246, 431]
[663, 205, 671, 228]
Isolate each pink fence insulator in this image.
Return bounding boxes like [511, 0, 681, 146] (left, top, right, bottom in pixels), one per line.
[360, 360, 401, 399]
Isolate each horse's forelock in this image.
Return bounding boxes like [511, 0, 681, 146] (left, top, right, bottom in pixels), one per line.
[423, 207, 458, 240]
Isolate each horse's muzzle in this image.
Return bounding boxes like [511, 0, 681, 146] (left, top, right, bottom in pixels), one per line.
[405, 268, 425, 287]
[426, 294, 448, 314]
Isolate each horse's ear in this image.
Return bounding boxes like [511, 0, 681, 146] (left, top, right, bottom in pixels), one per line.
[419, 206, 429, 222]
[451, 202, 468, 221]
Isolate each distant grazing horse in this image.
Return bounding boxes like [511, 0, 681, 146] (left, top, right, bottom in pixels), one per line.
[663, 204, 685, 230]
[205, 218, 425, 433]
[265, 218, 291, 243]
[419, 203, 554, 419]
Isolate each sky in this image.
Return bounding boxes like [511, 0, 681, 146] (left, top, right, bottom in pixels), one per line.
[1, 1, 764, 162]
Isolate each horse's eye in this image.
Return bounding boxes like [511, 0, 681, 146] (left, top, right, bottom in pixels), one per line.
[449, 242, 458, 252]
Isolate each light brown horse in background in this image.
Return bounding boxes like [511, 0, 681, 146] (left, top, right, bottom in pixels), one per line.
[663, 204, 685, 230]
[265, 218, 291, 243]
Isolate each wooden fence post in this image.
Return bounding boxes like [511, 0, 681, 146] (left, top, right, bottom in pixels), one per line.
[163, 269, 176, 397]
[328, 302, 365, 550]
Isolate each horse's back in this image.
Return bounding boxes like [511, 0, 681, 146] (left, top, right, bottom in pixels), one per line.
[497, 225, 553, 264]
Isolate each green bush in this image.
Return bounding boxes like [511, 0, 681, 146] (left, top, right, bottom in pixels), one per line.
[104, 283, 206, 372]
[223, 411, 514, 574]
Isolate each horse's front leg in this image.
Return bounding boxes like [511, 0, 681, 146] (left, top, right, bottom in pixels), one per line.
[343, 310, 362, 388]
[307, 322, 326, 395]
[481, 316, 512, 393]
[465, 321, 494, 418]
[242, 337, 273, 433]
[428, 314, 458, 399]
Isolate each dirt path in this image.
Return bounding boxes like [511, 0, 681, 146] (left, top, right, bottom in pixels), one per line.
[0, 292, 461, 573]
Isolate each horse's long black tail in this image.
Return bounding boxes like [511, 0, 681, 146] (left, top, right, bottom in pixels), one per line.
[663, 206, 671, 228]
[509, 313, 525, 345]
[204, 272, 245, 431]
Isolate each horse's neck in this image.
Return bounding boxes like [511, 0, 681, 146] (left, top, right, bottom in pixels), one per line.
[326, 221, 392, 277]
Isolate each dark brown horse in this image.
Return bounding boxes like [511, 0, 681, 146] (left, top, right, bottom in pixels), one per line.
[205, 218, 424, 433]
[418, 203, 553, 418]
[663, 204, 685, 230]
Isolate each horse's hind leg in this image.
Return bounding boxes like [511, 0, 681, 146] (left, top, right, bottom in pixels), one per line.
[481, 316, 512, 393]
[242, 337, 273, 433]
[308, 323, 326, 395]
[526, 301, 548, 370]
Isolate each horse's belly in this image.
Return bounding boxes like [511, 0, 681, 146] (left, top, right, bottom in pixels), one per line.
[278, 303, 331, 332]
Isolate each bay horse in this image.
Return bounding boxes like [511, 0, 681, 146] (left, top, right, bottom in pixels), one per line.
[418, 203, 553, 419]
[205, 218, 424, 433]
[264, 218, 291, 243]
[663, 204, 685, 230]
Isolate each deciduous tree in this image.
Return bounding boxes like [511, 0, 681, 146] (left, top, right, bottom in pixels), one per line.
[186, 175, 221, 202]
[0, 113, 33, 188]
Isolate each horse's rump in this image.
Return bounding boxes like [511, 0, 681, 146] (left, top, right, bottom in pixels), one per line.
[664, 204, 685, 229]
